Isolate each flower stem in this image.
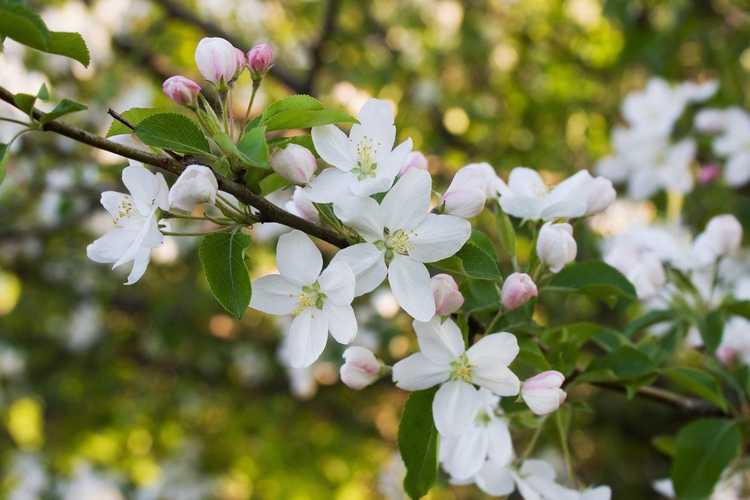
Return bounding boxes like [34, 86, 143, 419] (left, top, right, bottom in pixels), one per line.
[483, 307, 504, 336]
[244, 79, 261, 125]
[556, 411, 577, 486]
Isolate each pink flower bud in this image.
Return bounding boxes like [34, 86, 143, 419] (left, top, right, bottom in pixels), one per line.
[521, 370, 566, 415]
[698, 164, 721, 184]
[270, 144, 317, 184]
[285, 187, 320, 224]
[247, 43, 273, 78]
[431, 274, 464, 316]
[441, 163, 506, 218]
[195, 37, 242, 84]
[400, 151, 429, 175]
[717, 346, 736, 365]
[501, 272, 538, 310]
[162, 76, 201, 106]
[340, 346, 381, 390]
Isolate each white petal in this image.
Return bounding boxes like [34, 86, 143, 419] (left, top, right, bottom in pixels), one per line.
[357, 98, 395, 130]
[388, 255, 435, 321]
[499, 194, 545, 220]
[539, 199, 588, 220]
[122, 164, 160, 215]
[323, 303, 357, 344]
[380, 169, 431, 231]
[318, 261, 355, 305]
[392, 352, 450, 390]
[250, 275, 300, 315]
[306, 168, 354, 203]
[467, 332, 520, 366]
[377, 138, 413, 180]
[287, 308, 329, 368]
[276, 230, 322, 285]
[311, 125, 356, 172]
[487, 419, 514, 465]
[154, 172, 170, 211]
[86, 228, 138, 264]
[433, 380, 480, 436]
[725, 152, 750, 187]
[475, 461, 515, 496]
[125, 247, 151, 285]
[348, 174, 395, 197]
[113, 210, 162, 269]
[582, 486, 612, 500]
[329, 243, 387, 296]
[100, 192, 141, 227]
[508, 167, 547, 197]
[409, 214, 471, 263]
[332, 195, 384, 242]
[520, 459, 556, 480]
[440, 426, 488, 480]
[413, 316, 465, 365]
[473, 364, 520, 397]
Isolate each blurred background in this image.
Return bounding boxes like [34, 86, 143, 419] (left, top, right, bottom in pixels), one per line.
[1, 0, 750, 498]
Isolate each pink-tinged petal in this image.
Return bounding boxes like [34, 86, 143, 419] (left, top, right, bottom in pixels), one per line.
[330, 243, 387, 296]
[323, 303, 357, 344]
[287, 308, 329, 368]
[311, 125, 356, 172]
[388, 255, 435, 321]
[380, 169, 431, 231]
[306, 168, 354, 203]
[409, 214, 471, 263]
[392, 353, 450, 390]
[433, 380, 480, 436]
[276, 230, 322, 285]
[250, 274, 301, 315]
[413, 316, 465, 365]
[318, 261, 355, 305]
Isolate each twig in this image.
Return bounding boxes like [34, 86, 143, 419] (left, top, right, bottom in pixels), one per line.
[107, 108, 136, 130]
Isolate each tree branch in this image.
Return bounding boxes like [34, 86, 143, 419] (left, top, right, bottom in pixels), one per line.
[0, 85, 349, 248]
[590, 379, 726, 416]
[301, 0, 341, 95]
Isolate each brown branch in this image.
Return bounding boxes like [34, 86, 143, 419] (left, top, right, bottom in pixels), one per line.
[302, 0, 341, 95]
[0, 85, 349, 248]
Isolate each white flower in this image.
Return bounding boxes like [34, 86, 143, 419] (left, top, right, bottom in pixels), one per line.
[270, 144, 317, 185]
[693, 214, 743, 266]
[626, 139, 696, 199]
[442, 162, 506, 218]
[330, 169, 471, 320]
[521, 370, 567, 415]
[440, 389, 514, 480]
[285, 186, 319, 224]
[168, 164, 218, 212]
[340, 346, 381, 389]
[718, 317, 750, 365]
[537, 222, 577, 273]
[250, 230, 357, 368]
[392, 316, 520, 435]
[307, 99, 413, 201]
[62, 464, 123, 500]
[400, 150, 429, 175]
[499, 168, 612, 221]
[467, 458, 585, 500]
[87, 163, 168, 285]
[194, 37, 242, 84]
[604, 243, 666, 299]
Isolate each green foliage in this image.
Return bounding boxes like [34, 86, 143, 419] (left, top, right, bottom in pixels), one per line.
[237, 126, 270, 168]
[398, 388, 439, 500]
[698, 310, 725, 355]
[547, 261, 637, 306]
[40, 99, 86, 124]
[494, 207, 516, 258]
[198, 230, 252, 319]
[623, 309, 674, 337]
[663, 367, 728, 412]
[671, 419, 741, 499]
[259, 173, 291, 195]
[260, 94, 356, 131]
[0, 143, 6, 185]
[106, 107, 192, 137]
[580, 345, 656, 382]
[135, 113, 211, 156]
[435, 231, 502, 280]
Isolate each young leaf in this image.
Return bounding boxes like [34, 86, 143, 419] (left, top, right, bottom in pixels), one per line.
[547, 261, 637, 306]
[261, 94, 356, 132]
[0, 143, 7, 185]
[671, 419, 741, 499]
[37, 83, 49, 100]
[0, 1, 49, 51]
[237, 126, 269, 168]
[199, 231, 252, 319]
[580, 345, 655, 382]
[495, 207, 516, 258]
[699, 310, 724, 355]
[106, 107, 194, 137]
[398, 388, 439, 500]
[40, 99, 87, 124]
[135, 113, 211, 156]
[259, 173, 290, 196]
[13, 93, 36, 115]
[623, 309, 674, 337]
[46, 31, 90, 67]
[663, 367, 728, 412]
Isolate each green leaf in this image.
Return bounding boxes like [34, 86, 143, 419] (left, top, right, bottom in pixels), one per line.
[623, 309, 674, 337]
[135, 113, 211, 156]
[106, 107, 193, 137]
[40, 99, 86, 124]
[0, 1, 49, 51]
[199, 231, 252, 319]
[237, 126, 269, 168]
[442, 232, 501, 281]
[580, 345, 656, 382]
[723, 300, 750, 320]
[672, 419, 741, 499]
[460, 278, 500, 314]
[699, 310, 725, 355]
[0, 143, 7, 185]
[13, 93, 36, 115]
[261, 95, 356, 132]
[47, 31, 89, 67]
[547, 261, 637, 306]
[663, 367, 728, 412]
[36, 83, 49, 100]
[512, 338, 551, 378]
[652, 435, 676, 457]
[259, 173, 290, 196]
[398, 388, 439, 500]
[494, 207, 516, 258]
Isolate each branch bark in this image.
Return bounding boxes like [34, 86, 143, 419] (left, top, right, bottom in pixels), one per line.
[0, 85, 350, 248]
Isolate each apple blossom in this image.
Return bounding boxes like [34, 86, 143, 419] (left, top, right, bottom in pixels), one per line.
[501, 272, 538, 311]
[701, 107, 750, 186]
[250, 230, 357, 368]
[270, 144, 317, 184]
[604, 244, 666, 299]
[340, 346, 381, 390]
[329, 169, 471, 320]
[161, 75, 201, 106]
[195, 37, 242, 84]
[626, 139, 696, 199]
[693, 214, 743, 265]
[442, 162, 506, 218]
[87, 163, 168, 285]
[247, 43, 273, 78]
[431, 273, 464, 316]
[392, 316, 520, 435]
[168, 164, 218, 212]
[400, 150, 428, 175]
[285, 186, 319, 224]
[307, 98, 412, 200]
[537, 222, 577, 273]
[439, 388, 513, 480]
[521, 370, 567, 415]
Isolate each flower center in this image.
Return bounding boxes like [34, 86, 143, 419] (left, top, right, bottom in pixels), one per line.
[376, 228, 413, 262]
[474, 410, 492, 426]
[294, 282, 326, 315]
[351, 137, 378, 180]
[115, 196, 136, 223]
[449, 353, 474, 382]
